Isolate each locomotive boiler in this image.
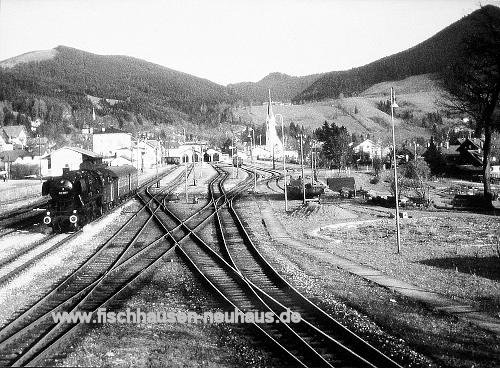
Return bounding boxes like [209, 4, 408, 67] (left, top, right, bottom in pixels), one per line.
[42, 164, 138, 232]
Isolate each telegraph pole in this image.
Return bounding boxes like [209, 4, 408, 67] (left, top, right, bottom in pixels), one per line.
[391, 87, 401, 253]
[231, 135, 235, 177]
[185, 163, 188, 203]
[276, 114, 288, 211]
[300, 134, 306, 205]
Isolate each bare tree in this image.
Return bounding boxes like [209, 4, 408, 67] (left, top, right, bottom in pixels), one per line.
[440, 5, 500, 204]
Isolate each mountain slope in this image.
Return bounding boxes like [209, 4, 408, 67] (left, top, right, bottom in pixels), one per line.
[227, 72, 324, 104]
[0, 45, 236, 125]
[293, 5, 500, 103]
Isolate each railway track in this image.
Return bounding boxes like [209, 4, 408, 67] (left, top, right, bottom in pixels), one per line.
[0, 232, 79, 285]
[209, 166, 402, 367]
[0, 210, 45, 238]
[0, 168, 186, 366]
[0, 199, 49, 223]
[0, 163, 402, 366]
[153, 164, 401, 366]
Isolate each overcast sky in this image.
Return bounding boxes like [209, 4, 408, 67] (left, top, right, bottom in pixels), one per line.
[0, 0, 499, 85]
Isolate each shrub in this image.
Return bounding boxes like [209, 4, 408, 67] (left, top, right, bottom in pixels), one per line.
[10, 163, 39, 179]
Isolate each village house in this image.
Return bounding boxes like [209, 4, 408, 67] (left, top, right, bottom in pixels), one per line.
[353, 139, 385, 159]
[92, 127, 132, 157]
[433, 137, 500, 178]
[0, 125, 29, 150]
[132, 139, 163, 171]
[41, 146, 102, 177]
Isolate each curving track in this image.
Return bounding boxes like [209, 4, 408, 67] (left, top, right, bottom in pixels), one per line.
[0, 167, 186, 366]
[211, 165, 402, 367]
[0, 162, 404, 367]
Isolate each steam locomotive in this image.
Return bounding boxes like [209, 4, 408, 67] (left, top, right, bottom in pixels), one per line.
[42, 164, 138, 232]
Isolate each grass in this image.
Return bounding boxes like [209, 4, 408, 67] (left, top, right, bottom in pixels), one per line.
[319, 214, 500, 316]
[252, 194, 500, 368]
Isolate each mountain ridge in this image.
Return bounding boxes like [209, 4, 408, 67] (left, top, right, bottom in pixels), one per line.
[292, 5, 500, 103]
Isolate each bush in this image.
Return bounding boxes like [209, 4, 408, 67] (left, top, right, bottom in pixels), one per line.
[10, 163, 39, 179]
[370, 176, 380, 184]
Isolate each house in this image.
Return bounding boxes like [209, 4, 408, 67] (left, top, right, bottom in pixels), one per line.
[0, 125, 28, 149]
[132, 139, 162, 171]
[353, 139, 383, 159]
[252, 146, 271, 160]
[433, 137, 500, 178]
[41, 146, 102, 177]
[108, 156, 133, 167]
[92, 127, 132, 157]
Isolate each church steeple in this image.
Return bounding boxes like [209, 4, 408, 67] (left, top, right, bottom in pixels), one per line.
[265, 90, 283, 156]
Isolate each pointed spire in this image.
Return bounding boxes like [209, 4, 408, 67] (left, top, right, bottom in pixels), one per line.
[267, 89, 274, 118]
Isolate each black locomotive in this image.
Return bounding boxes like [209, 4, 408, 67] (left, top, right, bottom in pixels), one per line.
[42, 164, 138, 232]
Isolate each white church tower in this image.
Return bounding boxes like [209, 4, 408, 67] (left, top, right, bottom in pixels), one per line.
[265, 90, 283, 157]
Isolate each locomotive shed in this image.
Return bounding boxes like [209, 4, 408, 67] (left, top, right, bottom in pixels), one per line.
[0, 163, 498, 367]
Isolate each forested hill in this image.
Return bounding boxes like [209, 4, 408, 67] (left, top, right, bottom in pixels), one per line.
[0, 46, 237, 133]
[227, 72, 324, 104]
[293, 5, 500, 103]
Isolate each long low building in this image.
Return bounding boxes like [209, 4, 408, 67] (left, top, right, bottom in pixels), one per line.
[41, 146, 102, 177]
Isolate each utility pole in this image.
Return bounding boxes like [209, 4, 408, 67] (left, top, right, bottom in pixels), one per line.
[231, 134, 235, 177]
[156, 146, 159, 188]
[391, 87, 401, 253]
[276, 114, 288, 211]
[311, 140, 314, 186]
[193, 147, 197, 186]
[282, 122, 288, 211]
[300, 134, 306, 205]
[236, 147, 239, 179]
[185, 164, 188, 203]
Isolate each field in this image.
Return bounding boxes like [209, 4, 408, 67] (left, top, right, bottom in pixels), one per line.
[258, 193, 500, 367]
[232, 74, 447, 143]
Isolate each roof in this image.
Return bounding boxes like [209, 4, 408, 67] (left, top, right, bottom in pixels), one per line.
[463, 150, 483, 166]
[166, 141, 180, 149]
[0, 149, 31, 162]
[93, 127, 129, 135]
[1, 125, 27, 138]
[354, 139, 377, 149]
[146, 140, 161, 149]
[43, 146, 101, 159]
[103, 165, 137, 178]
[206, 148, 221, 155]
[440, 145, 460, 156]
